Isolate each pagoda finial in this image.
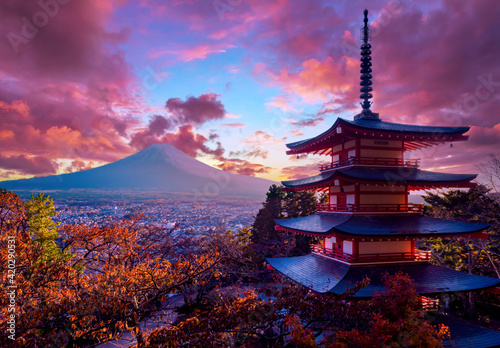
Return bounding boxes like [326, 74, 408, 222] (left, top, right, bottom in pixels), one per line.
[355, 9, 380, 121]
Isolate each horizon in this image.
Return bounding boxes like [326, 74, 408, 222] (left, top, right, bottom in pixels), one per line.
[1, 1, 499, 186]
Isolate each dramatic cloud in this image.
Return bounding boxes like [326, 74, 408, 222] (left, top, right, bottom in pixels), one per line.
[216, 158, 272, 177]
[129, 115, 174, 150]
[0, 0, 138, 177]
[67, 160, 95, 173]
[166, 93, 226, 125]
[0, 154, 58, 175]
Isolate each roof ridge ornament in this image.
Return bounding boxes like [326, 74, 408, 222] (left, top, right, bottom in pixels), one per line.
[355, 9, 380, 121]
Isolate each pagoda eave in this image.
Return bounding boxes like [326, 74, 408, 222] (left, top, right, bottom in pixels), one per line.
[275, 225, 489, 240]
[286, 118, 470, 155]
[266, 254, 500, 296]
[274, 214, 490, 238]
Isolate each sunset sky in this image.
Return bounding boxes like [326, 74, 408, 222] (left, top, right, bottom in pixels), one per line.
[1, 0, 499, 184]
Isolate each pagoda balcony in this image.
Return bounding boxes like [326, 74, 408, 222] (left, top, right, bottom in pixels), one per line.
[319, 157, 420, 171]
[317, 203, 423, 214]
[311, 245, 431, 264]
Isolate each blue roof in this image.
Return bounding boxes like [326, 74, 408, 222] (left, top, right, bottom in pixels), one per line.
[274, 214, 489, 237]
[266, 254, 500, 297]
[282, 167, 477, 188]
[437, 315, 500, 348]
[286, 117, 470, 149]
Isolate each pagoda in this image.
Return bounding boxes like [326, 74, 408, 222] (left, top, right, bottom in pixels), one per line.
[267, 10, 500, 345]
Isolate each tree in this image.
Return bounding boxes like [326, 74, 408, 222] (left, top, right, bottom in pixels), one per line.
[252, 184, 285, 245]
[143, 274, 447, 347]
[477, 153, 500, 204]
[252, 185, 319, 257]
[420, 185, 500, 317]
[326, 273, 448, 348]
[0, 191, 230, 347]
[24, 193, 71, 263]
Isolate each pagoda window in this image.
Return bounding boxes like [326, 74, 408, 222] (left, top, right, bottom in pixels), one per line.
[324, 237, 336, 250]
[343, 240, 353, 255]
[346, 194, 355, 205]
[329, 195, 337, 205]
[348, 149, 356, 158]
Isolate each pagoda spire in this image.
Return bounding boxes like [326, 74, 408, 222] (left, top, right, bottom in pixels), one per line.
[356, 9, 380, 121]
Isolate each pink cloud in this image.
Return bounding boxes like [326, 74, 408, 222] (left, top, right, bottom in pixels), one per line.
[216, 158, 272, 177]
[166, 93, 226, 125]
[221, 123, 245, 128]
[280, 164, 319, 180]
[0, 0, 139, 177]
[0, 154, 58, 175]
[150, 43, 236, 61]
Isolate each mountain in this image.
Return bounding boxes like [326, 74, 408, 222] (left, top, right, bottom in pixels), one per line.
[0, 143, 277, 201]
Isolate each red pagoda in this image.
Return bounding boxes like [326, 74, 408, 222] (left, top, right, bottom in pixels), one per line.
[267, 10, 500, 347]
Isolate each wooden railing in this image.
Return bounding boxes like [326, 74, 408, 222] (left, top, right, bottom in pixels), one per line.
[319, 157, 420, 171]
[317, 203, 423, 213]
[420, 296, 439, 311]
[311, 245, 430, 263]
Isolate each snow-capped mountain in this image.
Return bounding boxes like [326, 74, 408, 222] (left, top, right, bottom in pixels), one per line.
[1, 143, 276, 200]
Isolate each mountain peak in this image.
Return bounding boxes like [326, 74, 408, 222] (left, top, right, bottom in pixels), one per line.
[1, 142, 276, 200]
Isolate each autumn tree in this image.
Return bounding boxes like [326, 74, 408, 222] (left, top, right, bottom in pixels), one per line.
[143, 274, 447, 347]
[326, 273, 448, 348]
[0, 191, 229, 347]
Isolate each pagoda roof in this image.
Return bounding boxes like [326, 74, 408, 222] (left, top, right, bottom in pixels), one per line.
[437, 315, 500, 348]
[274, 214, 489, 238]
[266, 254, 500, 297]
[282, 167, 477, 190]
[286, 118, 470, 154]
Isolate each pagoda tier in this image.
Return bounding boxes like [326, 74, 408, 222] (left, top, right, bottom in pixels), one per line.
[274, 214, 489, 238]
[286, 117, 470, 156]
[282, 167, 477, 192]
[274, 214, 488, 265]
[266, 254, 500, 297]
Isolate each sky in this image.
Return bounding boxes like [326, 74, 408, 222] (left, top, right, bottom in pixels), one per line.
[0, 0, 499, 185]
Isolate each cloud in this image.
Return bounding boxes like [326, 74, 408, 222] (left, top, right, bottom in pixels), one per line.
[228, 147, 268, 159]
[266, 96, 296, 111]
[67, 159, 95, 173]
[150, 43, 236, 61]
[221, 123, 245, 128]
[280, 164, 319, 180]
[246, 130, 287, 145]
[289, 129, 304, 136]
[0, 154, 58, 175]
[166, 93, 226, 125]
[216, 158, 272, 177]
[0, 0, 138, 177]
[291, 117, 324, 127]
